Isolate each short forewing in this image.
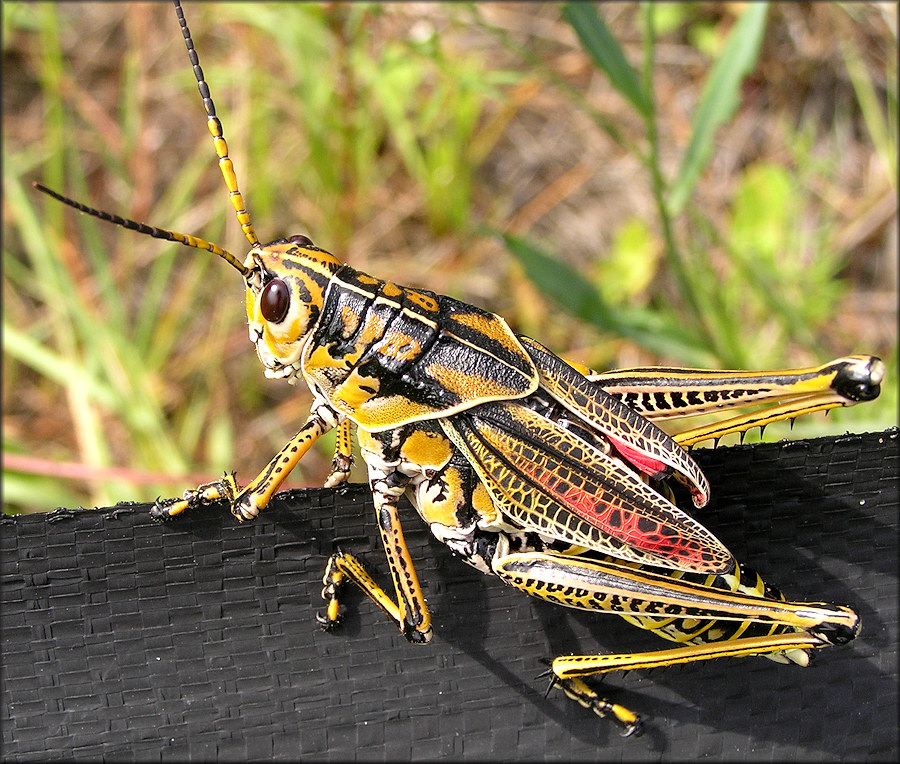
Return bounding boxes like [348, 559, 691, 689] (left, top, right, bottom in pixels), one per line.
[442, 401, 733, 574]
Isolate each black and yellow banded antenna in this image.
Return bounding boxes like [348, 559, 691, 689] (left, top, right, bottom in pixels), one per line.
[31, 182, 249, 276]
[173, 0, 259, 249]
[32, 0, 259, 277]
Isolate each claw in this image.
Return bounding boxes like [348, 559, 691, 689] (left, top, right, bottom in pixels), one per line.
[541, 671, 558, 699]
[316, 609, 343, 631]
[324, 461, 352, 488]
[536, 658, 558, 682]
[543, 667, 644, 737]
[150, 495, 188, 522]
[619, 715, 644, 738]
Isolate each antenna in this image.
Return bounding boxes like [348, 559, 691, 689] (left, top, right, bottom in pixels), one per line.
[173, 0, 260, 248]
[33, 182, 249, 275]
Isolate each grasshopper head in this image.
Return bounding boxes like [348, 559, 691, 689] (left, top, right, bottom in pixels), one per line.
[244, 235, 342, 385]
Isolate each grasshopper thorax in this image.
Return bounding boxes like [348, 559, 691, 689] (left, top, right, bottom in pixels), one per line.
[243, 235, 343, 383]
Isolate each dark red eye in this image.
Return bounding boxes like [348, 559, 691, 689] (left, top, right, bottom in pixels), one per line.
[260, 278, 290, 323]
[289, 234, 314, 247]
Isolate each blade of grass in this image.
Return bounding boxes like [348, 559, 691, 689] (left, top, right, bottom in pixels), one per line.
[840, 35, 897, 184]
[499, 231, 715, 365]
[2, 321, 118, 412]
[667, 3, 768, 215]
[468, 5, 635, 155]
[563, 2, 652, 119]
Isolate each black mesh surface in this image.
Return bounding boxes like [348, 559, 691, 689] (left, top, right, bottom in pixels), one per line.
[2, 429, 897, 761]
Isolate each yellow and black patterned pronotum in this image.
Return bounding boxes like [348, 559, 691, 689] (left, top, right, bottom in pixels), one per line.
[35, 0, 885, 738]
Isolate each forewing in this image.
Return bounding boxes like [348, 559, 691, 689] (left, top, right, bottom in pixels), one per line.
[442, 401, 733, 574]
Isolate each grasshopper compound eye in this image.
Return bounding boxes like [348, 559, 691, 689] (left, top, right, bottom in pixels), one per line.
[290, 234, 315, 247]
[260, 278, 290, 323]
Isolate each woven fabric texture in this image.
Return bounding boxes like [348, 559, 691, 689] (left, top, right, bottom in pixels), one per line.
[2, 429, 897, 761]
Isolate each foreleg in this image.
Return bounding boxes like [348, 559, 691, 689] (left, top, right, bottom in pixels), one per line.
[152, 410, 333, 521]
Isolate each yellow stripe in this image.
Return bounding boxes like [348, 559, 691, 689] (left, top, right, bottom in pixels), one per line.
[331, 276, 532, 382]
[283, 250, 341, 280]
[552, 632, 824, 676]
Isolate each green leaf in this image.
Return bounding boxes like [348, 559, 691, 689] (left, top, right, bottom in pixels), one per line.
[667, 3, 769, 215]
[596, 216, 662, 305]
[498, 231, 715, 365]
[563, 3, 651, 119]
[730, 162, 793, 261]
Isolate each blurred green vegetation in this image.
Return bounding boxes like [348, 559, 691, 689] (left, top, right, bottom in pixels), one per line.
[3, 2, 896, 514]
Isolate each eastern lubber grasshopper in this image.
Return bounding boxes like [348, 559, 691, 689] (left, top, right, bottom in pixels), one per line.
[34, 1, 885, 738]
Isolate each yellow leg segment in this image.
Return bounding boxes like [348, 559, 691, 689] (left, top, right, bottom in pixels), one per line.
[586, 355, 884, 447]
[550, 675, 643, 737]
[546, 631, 827, 737]
[324, 419, 355, 488]
[674, 399, 853, 447]
[317, 549, 404, 628]
[372, 488, 433, 642]
[152, 412, 331, 521]
[318, 489, 433, 644]
[552, 631, 827, 678]
[493, 549, 860, 638]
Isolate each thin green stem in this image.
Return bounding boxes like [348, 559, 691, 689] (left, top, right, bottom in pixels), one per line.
[640, 4, 717, 357]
